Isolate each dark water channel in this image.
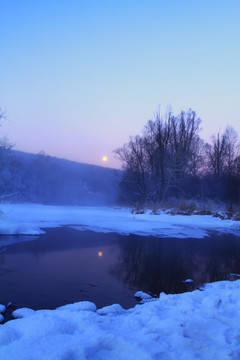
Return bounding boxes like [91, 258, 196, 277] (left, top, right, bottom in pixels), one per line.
[1, 227, 240, 312]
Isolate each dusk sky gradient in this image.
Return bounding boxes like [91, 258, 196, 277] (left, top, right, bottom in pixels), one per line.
[0, 0, 239, 168]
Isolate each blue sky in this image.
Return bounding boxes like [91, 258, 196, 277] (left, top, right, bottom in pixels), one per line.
[0, 0, 239, 168]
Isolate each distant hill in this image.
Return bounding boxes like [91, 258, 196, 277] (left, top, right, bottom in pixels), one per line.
[0, 150, 122, 205]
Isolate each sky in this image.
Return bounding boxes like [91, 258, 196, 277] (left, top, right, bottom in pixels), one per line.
[0, 0, 239, 168]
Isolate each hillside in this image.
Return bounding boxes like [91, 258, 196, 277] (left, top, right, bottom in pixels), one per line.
[0, 150, 121, 205]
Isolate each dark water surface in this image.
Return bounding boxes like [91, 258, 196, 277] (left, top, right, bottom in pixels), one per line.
[1, 227, 240, 311]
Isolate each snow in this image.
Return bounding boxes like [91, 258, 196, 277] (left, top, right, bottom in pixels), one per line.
[134, 291, 152, 301]
[0, 204, 239, 243]
[182, 279, 194, 283]
[0, 305, 6, 324]
[230, 273, 240, 277]
[97, 304, 125, 316]
[56, 301, 97, 313]
[0, 304, 6, 313]
[0, 280, 240, 359]
[12, 308, 35, 319]
[1, 204, 240, 358]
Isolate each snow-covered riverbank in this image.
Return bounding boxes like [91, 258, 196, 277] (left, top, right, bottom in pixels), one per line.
[1, 280, 240, 359]
[0, 203, 239, 241]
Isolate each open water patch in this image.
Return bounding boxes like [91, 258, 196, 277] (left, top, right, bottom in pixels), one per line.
[1, 227, 240, 313]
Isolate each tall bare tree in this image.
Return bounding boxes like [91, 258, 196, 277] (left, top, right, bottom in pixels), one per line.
[207, 132, 227, 177]
[143, 110, 171, 201]
[169, 110, 201, 178]
[0, 108, 12, 166]
[224, 126, 240, 176]
[115, 135, 148, 202]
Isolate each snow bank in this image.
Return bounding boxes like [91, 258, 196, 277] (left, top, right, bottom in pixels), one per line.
[0, 204, 239, 241]
[0, 280, 240, 359]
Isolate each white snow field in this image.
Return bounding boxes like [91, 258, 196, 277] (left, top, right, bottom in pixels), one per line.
[0, 204, 240, 359]
[0, 281, 240, 359]
[0, 203, 239, 241]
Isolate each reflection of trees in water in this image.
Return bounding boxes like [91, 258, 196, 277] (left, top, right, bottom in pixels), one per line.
[111, 233, 240, 295]
[0, 247, 15, 276]
[0, 251, 5, 273]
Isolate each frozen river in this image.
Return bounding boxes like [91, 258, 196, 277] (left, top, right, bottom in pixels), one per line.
[1, 227, 240, 312]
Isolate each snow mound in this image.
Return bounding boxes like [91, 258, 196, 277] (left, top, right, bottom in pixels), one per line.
[1, 280, 240, 359]
[0, 304, 6, 314]
[0, 305, 6, 323]
[134, 291, 152, 301]
[97, 304, 124, 316]
[56, 301, 97, 312]
[12, 308, 35, 319]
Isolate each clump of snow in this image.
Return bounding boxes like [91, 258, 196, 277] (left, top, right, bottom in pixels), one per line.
[0, 305, 6, 324]
[134, 291, 152, 302]
[12, 308, 35, 319]
[182, 279, 194, 283]
[1, 280, 240, 359]
[0, 304, 6, 313]
[56, 301, 97, 313]
[97, 304, 124, 316]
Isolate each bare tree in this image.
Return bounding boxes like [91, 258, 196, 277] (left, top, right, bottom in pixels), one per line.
[0, 107, 15, 199]
[187, 136, 205, 177]
[169, 110, 201, 178]
[223, 126, 240, 176]
[0, 108, 12, 166]
[207, 132, 227, 177]
[115, 135, 148, 203]
[143, 110, 171, 201]
[207, 126, 239, 178]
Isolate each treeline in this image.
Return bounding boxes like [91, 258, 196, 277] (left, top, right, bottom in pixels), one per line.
[115, 109, 240, 206]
